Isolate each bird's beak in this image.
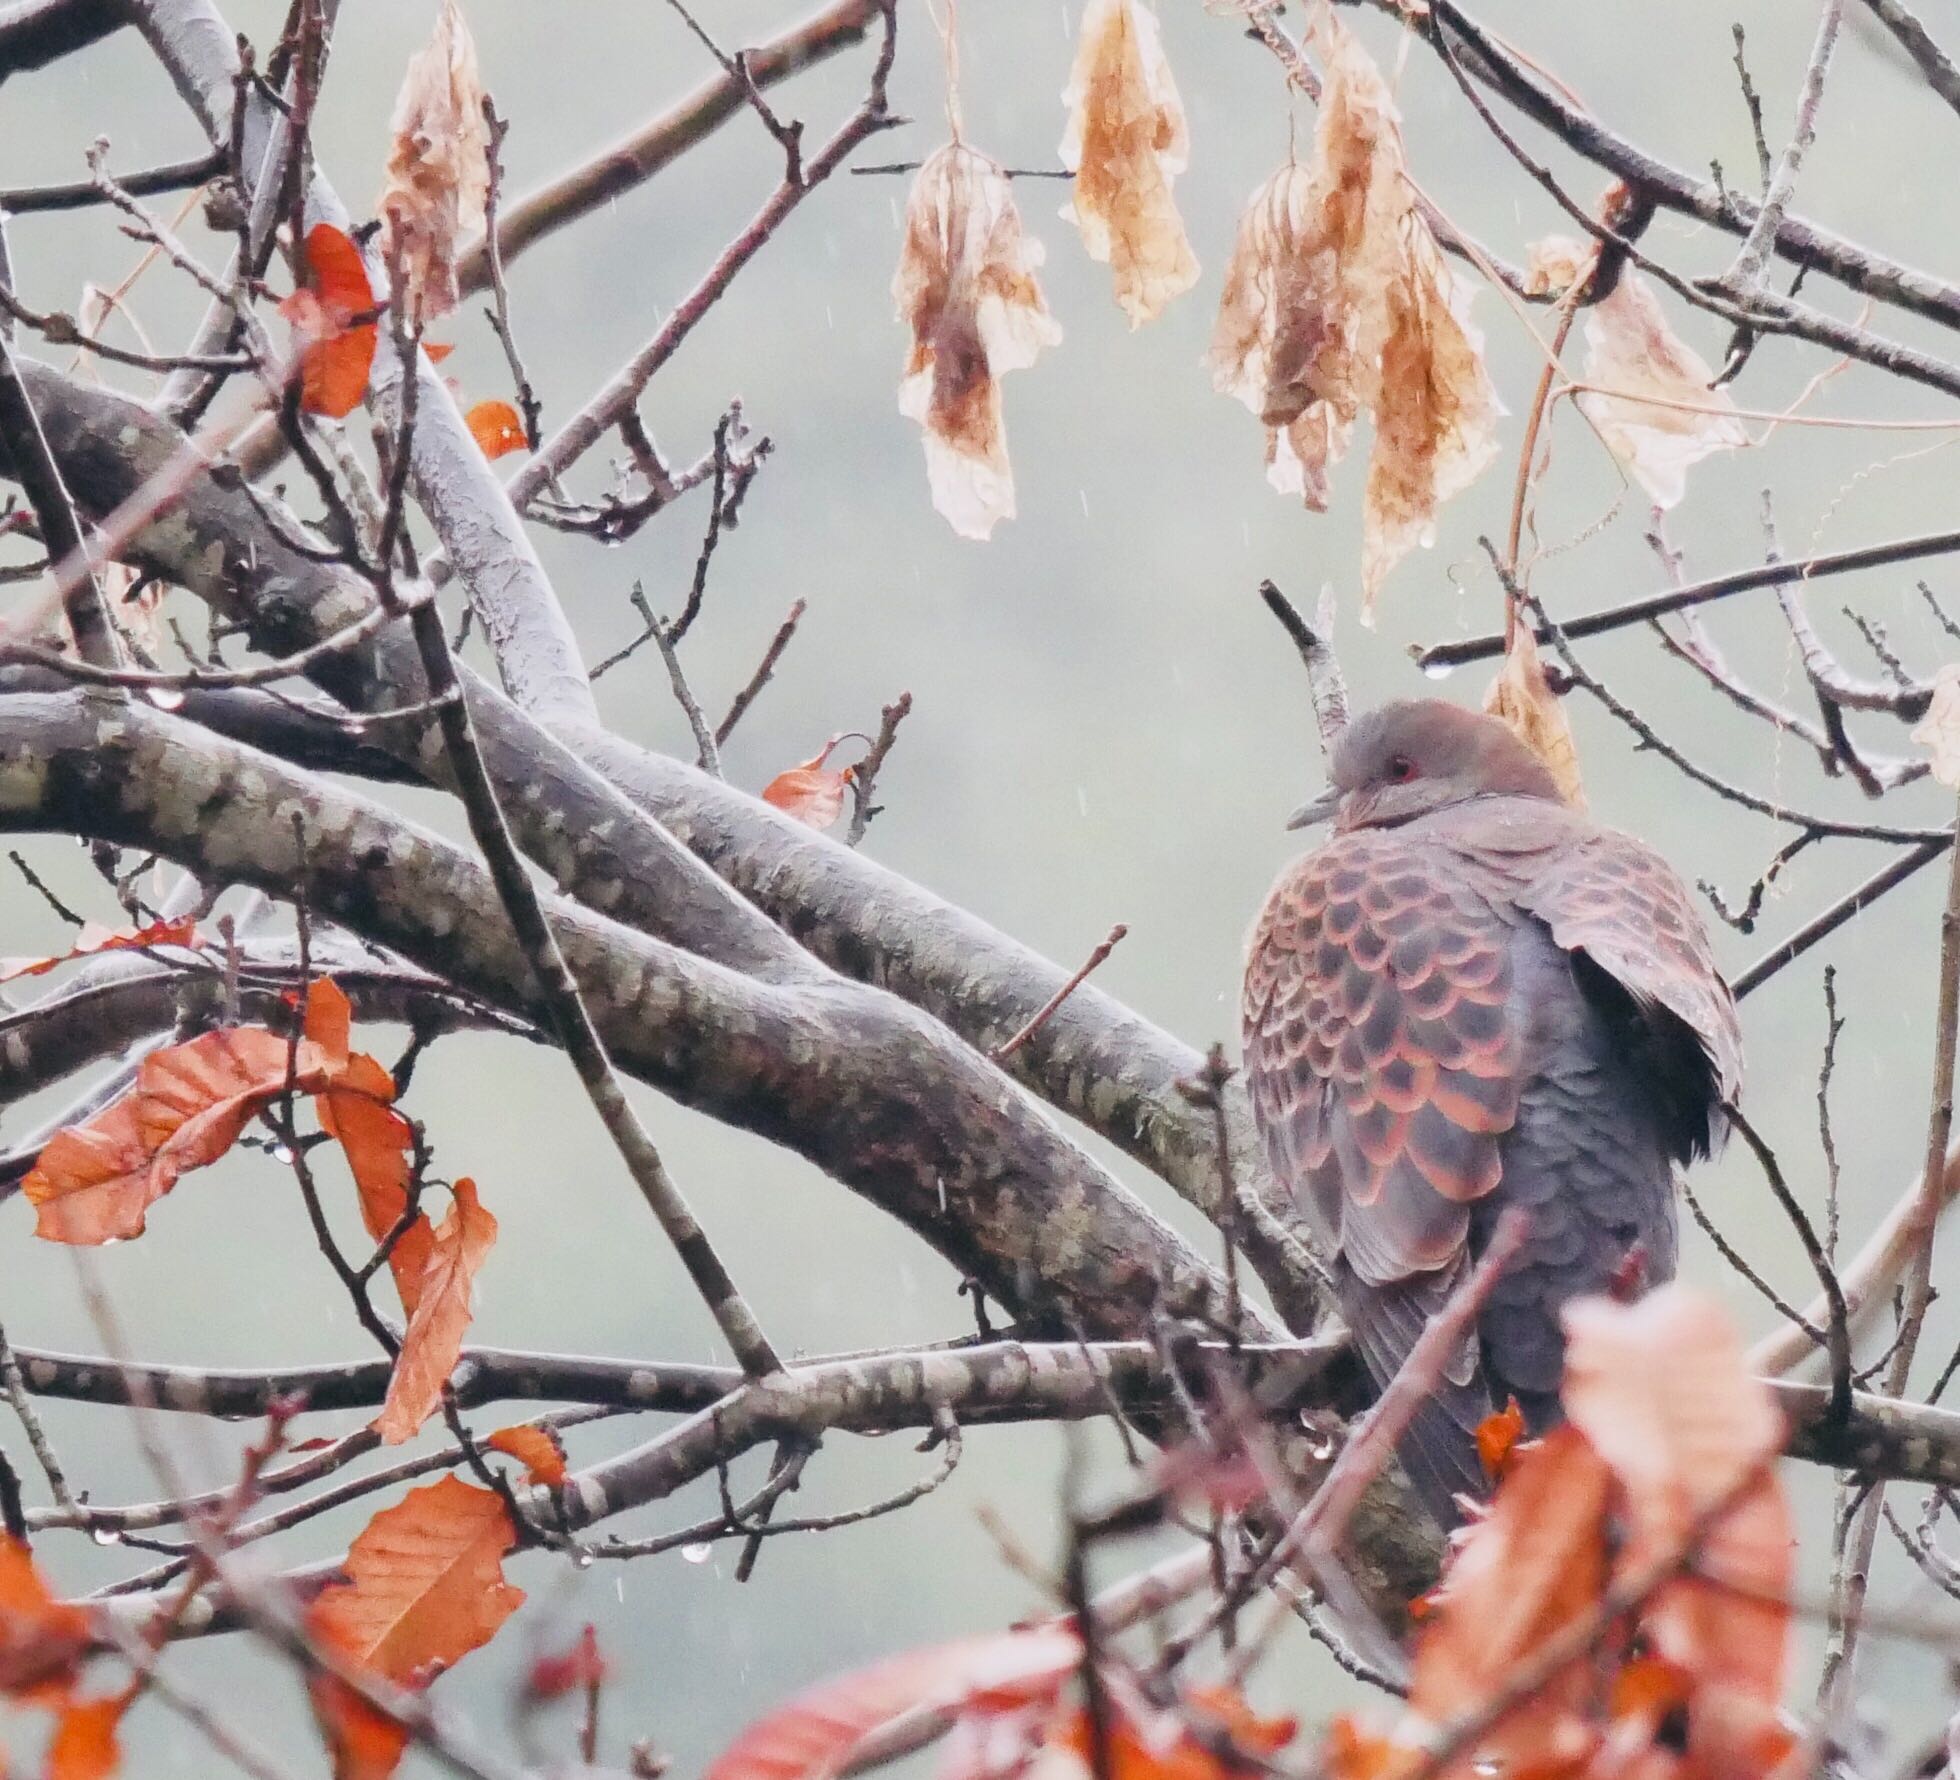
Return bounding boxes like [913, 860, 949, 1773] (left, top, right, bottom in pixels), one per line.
[1286, 785, 1342, 831]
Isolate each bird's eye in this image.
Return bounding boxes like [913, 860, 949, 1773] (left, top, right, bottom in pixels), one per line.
[1386, 754, 1416, 783]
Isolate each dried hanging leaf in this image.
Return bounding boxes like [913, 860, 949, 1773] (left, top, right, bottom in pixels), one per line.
[703, 1628, 1080, 1780]
[0, 915, 198, 984]
[0, 1536, 92, 1699]
[1522, 233, 1596, 298]
[485, 1425, 568, 1488]
[45, 1696, 123, 1780]
[762, 738, 853, 831]
[1577, 271, 1747, 509]
[1913, 663, 1960, 786]
[894, 143, 1061, 540]
[1562, 1286, 1794, 1779]
[377, 0, 490, 321]
[1207, 14, 1498, 608]
[374, 1179, 497, 1444]
[279, 224, 379, 419]
[1484, 626, 1586, 808]
[464, 399, 526, 458]
[25, 1026, 333, 1243]
[1059, 0, 1199, 327]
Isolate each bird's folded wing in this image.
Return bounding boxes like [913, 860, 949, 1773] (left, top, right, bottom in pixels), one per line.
[1516, 828, 1743, 1107]
[1241, 829, 1527, 1294]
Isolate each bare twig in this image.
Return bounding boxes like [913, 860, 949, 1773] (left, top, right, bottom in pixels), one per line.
[715, 597, 807, 746]
[993, 925, 1129, 1063]
[845, 692, 911, 847]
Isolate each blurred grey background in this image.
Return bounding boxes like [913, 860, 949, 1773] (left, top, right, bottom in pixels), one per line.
[7, 0, 1960, 1769]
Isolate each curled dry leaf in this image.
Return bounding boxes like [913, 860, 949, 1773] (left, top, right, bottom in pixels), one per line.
[1913, 662, 1960, 787]
[1562, 1285, 1794, 1779]
[374, 1179, 498, 1444]
[0, 914, 197, 984]
[894, 143, 1061, 541]
[1578, 271, 1747, 509]
[377, 0, 490, 321]
[1484, 626, 1586, 808]
[1059, 0, 1199, 327]
[279, 224, 379, 419]
[464, 398, 526, 459]
[1522, 233, 1596, 298]
[762, 738, 853, 831]
[1207, 11, 1499, 611]
[485, 1424, 568, 1488]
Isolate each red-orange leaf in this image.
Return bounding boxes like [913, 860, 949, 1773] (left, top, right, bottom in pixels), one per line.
[0, 916, 198, 984]
[485, 1425, 568, 1488]
[761, 738, 853, 832]
[1054, 1689, 1296, 1780]
[525, 1624, 606, 1703]
[306, 981, 429, 1314]
[0, 1536, 92, 1699]
[25, 1026, 331, 1243]
[373, 1180, 497, 1444]
[281, 223, 379, 418]
[308, 1665, 410, 1780]
[1474, 1398, 1525, 1483]
[46, 1695, 123, 1780]
[309, 1477, 524, 1682]
[465, 399, 526, 459]
[703, 1628, 1080, 1780]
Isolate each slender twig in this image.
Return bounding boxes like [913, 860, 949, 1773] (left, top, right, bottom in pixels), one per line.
[1257, 581, 1348, 752]
[1856, 0, 1960, 119]
[478, 97, 543, 452]
[845, 692, 911, 847]
[1733, 838, 1951, 998]
[1417, 527, 1960, 671]
[0, 1317, 75, 1510]
[715, 597, 807, 745]
[993, 925, 1129, 1063]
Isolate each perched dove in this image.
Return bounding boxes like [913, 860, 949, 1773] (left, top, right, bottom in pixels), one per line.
[1241, 700, 1741, 1520]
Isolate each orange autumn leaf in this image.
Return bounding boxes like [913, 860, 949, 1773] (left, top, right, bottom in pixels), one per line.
[0, 915, 198, 984]
[1473, 1397, 1525, 1483]
[25, 1025, 333, 1243]
[280, 223, 379, 418]
[1054, 1689, 1296, 1780]
[1562, 1286, 1795, 1779]
[373, 1179, 497, 1444]
[485, 1425, 568, 1488]
[308, 1662, 410, 1780]
[1404, 1426, 1613, 1780]
[464, 399, 526, 459]
[45, 1696, 123, 1780]
[525, 1624, 606, 1703]
[894, 143, 1061, 540]
[305, 981, 431, 1315]
[703, 1628, 1080, 1780]
[762, 739, 853, 832]
[0, 1536, 92, 1699]
[309, 1477, 524, 1683]
[1059, 0, 1198, 327]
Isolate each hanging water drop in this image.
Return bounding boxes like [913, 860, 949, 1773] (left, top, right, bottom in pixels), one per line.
[1422, 659, 1455, 681]
[145, 686, 186, 712]
[682, 1542, 713, 1565]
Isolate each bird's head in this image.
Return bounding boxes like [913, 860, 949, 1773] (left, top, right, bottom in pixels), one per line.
[1288, 699, 1563, 832]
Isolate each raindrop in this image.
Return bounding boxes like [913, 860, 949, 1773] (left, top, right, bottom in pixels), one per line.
[145, 687, 186, 713]
[90, 1527, 123, 1547]
[682, 1542, 713, 1565]
[271, 1143, 296, 1166]
[1422, 660, 1455, 681]
[572, 1548, 595, 1570]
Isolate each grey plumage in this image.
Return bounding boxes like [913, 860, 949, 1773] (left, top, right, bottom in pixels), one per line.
[1242, 700, 1740, 1521]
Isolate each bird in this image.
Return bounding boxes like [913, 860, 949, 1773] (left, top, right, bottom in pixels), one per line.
[1240, 699, 1741, 1521]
